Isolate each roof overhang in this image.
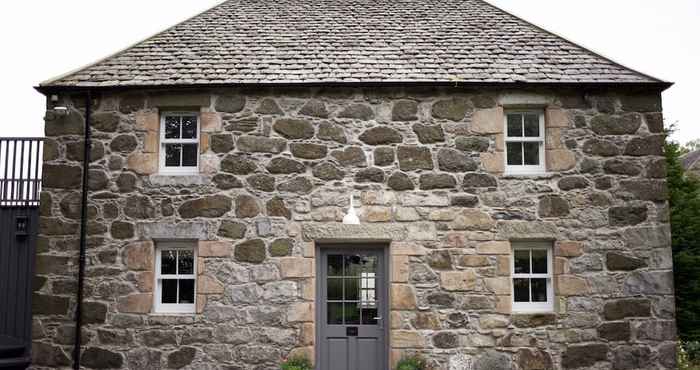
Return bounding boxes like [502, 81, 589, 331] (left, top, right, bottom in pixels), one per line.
[35, 80, 673, 97]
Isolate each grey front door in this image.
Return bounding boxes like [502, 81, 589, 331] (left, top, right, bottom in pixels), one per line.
[318, 247, 388, 370]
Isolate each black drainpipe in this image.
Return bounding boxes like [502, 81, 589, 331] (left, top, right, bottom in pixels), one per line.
[73, 91, 92, 370]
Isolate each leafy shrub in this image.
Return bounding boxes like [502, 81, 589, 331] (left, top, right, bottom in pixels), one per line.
[280, 356, 312, 370]
[396, 356, 426, 370]
[680, 341, 700, 370]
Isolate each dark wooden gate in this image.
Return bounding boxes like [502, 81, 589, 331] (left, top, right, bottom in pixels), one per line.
[0, 138, 42, 369]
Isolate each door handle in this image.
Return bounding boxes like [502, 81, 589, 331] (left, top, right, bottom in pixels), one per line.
[373, 317, 382, 320]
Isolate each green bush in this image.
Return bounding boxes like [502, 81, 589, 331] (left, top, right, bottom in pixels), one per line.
[280, 356, 312, 370]
[396, 356, 426, 370]
[667, 142, 700, 342]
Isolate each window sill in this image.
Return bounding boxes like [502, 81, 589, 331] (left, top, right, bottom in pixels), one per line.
[502, 172, 554, 180]
[148, 174, 209, 186]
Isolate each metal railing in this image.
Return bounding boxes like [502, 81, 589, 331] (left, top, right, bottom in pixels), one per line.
[0, 138, 44, 207]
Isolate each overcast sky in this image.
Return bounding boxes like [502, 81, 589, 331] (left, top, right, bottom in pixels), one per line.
[0, 0, 697, 143]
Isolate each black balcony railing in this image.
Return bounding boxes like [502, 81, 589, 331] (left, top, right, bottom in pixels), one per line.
[0, 138, 43, 207]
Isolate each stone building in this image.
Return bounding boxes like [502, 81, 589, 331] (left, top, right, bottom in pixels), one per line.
[33, 0, 676, 369]
[682, 150, 700, 178]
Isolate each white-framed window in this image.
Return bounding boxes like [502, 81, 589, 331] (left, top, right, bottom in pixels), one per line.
[154, 242, 196, 313]
[504, 111, 545, 175]
[159, 112, 199, 175]
[511, 242, 554, 313]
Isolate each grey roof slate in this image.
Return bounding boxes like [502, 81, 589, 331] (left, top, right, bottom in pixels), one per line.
[41, 0, 664, 87]
[682, 150, 700, 171]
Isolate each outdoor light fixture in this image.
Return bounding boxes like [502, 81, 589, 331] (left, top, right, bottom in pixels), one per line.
[342, 194, 360, 225]
[53, 106, 69, 116]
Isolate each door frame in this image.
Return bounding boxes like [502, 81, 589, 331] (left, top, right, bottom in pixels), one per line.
[315, 242, 390, 370]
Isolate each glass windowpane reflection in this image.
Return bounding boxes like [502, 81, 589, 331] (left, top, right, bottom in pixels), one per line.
[179, 279, 195, 303]
[162, 279, 177, 303]
[507, 114, 523, 137]
[514, 278, 530, 302]
[507, 142, 523, 166]
[532, 249, 548, 274]
[523, 142, 540, 165]
[531, 279, 548, 302]
[524, 114, 540, 137]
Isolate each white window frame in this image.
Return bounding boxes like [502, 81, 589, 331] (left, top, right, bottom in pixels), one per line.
[154, 242, 197, 314]
[511, 242, 554, 313]
[159, 112, 200, 175]
[504, 110, 546, 175]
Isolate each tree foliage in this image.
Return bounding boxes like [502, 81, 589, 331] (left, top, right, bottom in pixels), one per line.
[667, 141, 700, 342]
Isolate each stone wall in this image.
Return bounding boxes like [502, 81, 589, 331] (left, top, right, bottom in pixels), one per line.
[34, 86, 676, 370]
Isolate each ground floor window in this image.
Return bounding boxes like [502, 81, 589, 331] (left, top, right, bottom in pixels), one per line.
[154, 242, 196, 313]
[512, 242, 553, 312]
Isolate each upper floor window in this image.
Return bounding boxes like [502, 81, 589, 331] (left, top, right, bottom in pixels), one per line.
[154, 242, 196, 313]
[505, 111, 545, 175]
[512, 242, 553, 313]
[160, 112, 199, 175]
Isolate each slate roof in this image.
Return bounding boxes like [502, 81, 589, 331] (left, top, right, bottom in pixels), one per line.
[41, 0, 665, 88]
[683, 150, 700, 172]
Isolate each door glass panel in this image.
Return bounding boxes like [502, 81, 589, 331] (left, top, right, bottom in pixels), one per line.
[344, 303, 360, 325]
[328, 255, 344, 276]
[524, 114, 540, 137]
[532, 250, 548, 273]
[507, 142, 523, 166]
[344, 278, 359, 301]
[514, 250, 530, 274]
[344, 255, 363, 276]
[328, 302, 343, 324]
[361, 307, 378, 325]
[513, 278, 530, 302]
[327, 252, 380, 326]
[531, 278, 548, 302]
[328, 278, 343, 300]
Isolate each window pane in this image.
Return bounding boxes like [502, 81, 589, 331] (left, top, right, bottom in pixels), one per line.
[344, 255, 363, 277]
[532, 249, 548, 274]
[345, 278, 359, 301]
[507, 114, 523, 137]
[523, 142, 540, 166]
[165, 144, 182, 167]
[178, 250, 194, 274]
[524, 114, 540, 137]
[327, 278, 343, 300]
[162, 279, 177, 303]
[514, 249, 530, 274]
[514, 278, 530, 302]
[179, 279, 195, 303]
[328, 255, 343, 276]
[181, 144, 198, 167]
[507, 142, 523, 166]
[531, 278, 548, 302]
[161, 250, 176, 274]
[165, 116, 181, 139]
[181, 116, 197, 139]
[344, 303, 360, 325]
[328, 302, 343, 324]
[361, 307, 378, 325]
